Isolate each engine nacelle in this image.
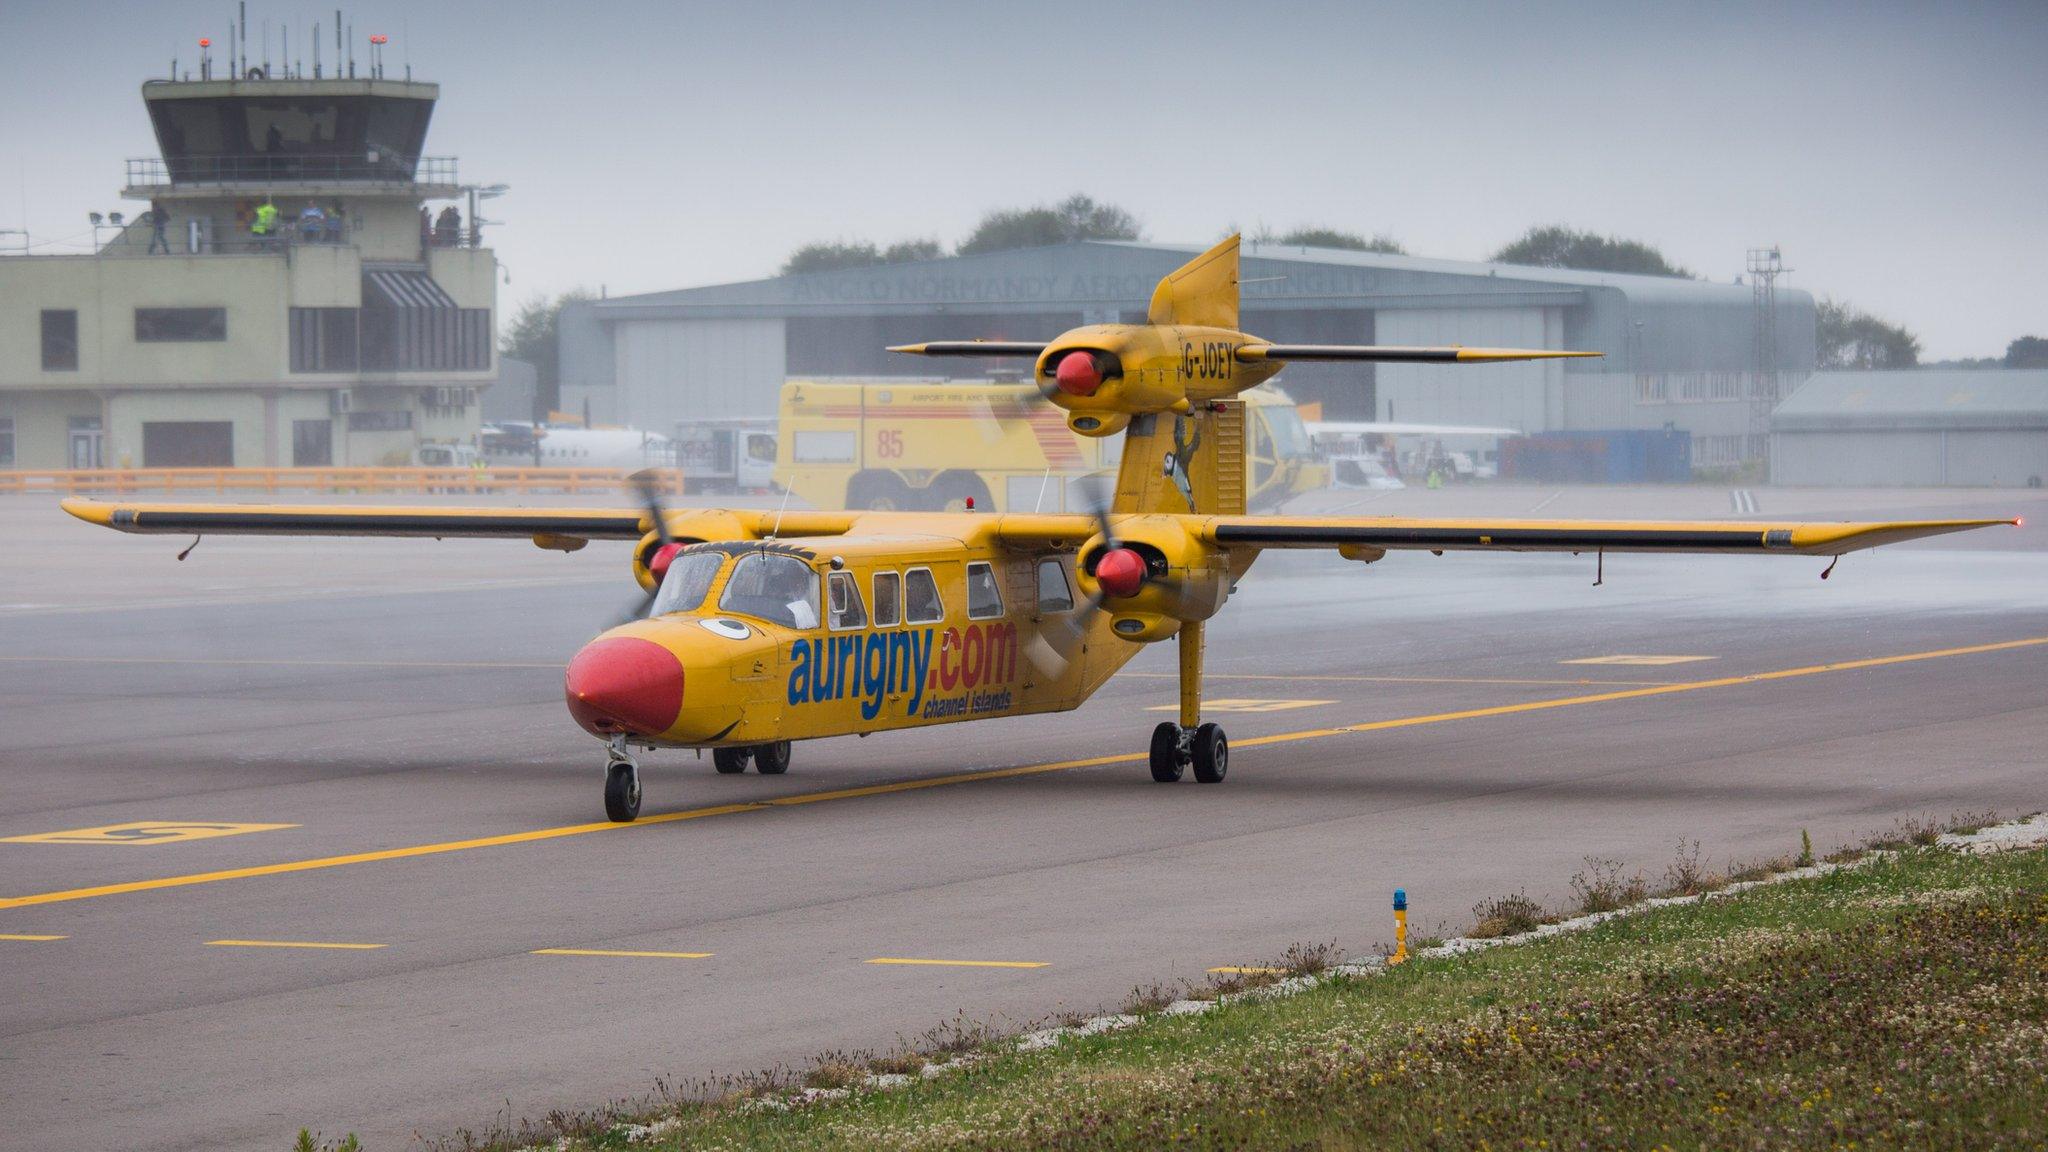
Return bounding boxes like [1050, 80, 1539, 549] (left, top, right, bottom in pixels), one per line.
[628, 510, 764, 591]
[1074, 516, 1233, 642]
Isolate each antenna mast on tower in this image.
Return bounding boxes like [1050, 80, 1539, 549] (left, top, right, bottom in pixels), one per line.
[1746, 246, 1788, 469]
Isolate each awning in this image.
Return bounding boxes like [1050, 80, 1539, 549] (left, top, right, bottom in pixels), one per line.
[362, 267, 457, 309]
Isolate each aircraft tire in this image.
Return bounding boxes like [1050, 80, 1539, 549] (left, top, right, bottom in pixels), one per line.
[604, 763, 641, 823]
[753, 740, 792, 775]
[712, 747, 750, 774]
[848, 472, 913, 511]
[1148, 722, 1184, 783]
[1191, 722, 1228, 784]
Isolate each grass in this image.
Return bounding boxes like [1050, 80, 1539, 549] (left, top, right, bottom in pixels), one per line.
[440, 827, 2047, 1151]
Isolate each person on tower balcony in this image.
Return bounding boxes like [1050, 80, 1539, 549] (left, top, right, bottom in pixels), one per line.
[299, 201, 327, 243]
[251, 197, 280, 250]
[146, 201, 172, 254]
[433, 206, 460, 248]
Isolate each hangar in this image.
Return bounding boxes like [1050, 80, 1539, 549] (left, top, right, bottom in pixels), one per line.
[559, 241, 1815, 465]
[1770, 369, 2048, 488]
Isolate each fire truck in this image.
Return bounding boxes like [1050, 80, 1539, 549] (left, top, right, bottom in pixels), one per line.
[775, 378, 1324, 513]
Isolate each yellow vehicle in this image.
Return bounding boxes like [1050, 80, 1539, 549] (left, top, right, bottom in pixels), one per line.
[64, 236, 2016, 822]
[776, 377, 1323, 513]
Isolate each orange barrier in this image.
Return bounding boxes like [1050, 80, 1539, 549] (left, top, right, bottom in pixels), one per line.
[0, 467, 685, 497]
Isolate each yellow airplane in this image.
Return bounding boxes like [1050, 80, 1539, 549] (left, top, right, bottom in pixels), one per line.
[62, 236, 2016, 822]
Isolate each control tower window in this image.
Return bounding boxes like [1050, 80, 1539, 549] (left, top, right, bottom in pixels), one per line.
[41, 310, 78, 371]
[135, 308, 226, 343]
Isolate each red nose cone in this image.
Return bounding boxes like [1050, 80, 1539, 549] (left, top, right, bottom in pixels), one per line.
[1095, 547, 1147, 599]
[646, 541, 686, 584]
[564, 637, 684, 738]
[1054, 350, 1102, 396]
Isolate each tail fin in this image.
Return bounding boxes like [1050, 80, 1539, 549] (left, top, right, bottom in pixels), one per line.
[1147, 234, 1240, 330]
[1111, 401, 1247, 516]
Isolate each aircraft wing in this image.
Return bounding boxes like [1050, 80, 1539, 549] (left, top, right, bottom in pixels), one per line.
[1237, 344, 1601, 364]
[58, 499, 857, 543]
[1198, 514, 2017, 556]
[886, 341, 1046, 358]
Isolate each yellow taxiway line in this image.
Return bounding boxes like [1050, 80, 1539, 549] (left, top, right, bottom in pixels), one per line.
[205, 939, 386, 950]
[866, 957, 1049, 969]
[3, 634, 2043, 914]
[530, 947, 712, 959]
[1128, 672, 1678, 687]
[0, 932, 69, 941]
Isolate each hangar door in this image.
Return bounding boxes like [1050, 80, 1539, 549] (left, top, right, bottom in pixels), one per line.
[143, 421, 234, 467]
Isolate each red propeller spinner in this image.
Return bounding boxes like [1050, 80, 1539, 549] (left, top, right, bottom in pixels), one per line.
[1094, 547, 1147, 598]
[1054, 350, 1103, 396]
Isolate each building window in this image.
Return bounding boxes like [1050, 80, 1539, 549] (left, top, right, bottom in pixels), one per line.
[359, 307, 491, 371]
[41, 310, 79, 370]
[292, 419, 332, 466]
[135, 307, 227, 342]
[346, 410, 413, 432]
[0, 417, 14, 466]
[289, 308, 360, 371]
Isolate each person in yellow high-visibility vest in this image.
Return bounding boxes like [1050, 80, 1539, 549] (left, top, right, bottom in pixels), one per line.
[251, 197, 279, 249]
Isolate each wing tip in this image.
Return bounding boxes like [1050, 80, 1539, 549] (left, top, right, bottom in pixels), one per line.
[886, 343, 927, 355]
[59, 497, 114, 526]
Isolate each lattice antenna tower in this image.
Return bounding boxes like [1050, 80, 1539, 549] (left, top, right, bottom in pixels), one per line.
[1746, 246, 1788, 464]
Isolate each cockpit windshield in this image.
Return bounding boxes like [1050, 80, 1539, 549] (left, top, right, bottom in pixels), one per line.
[650, 551, 724, 616]
[717, 552, 821, 630]
[1263, 405, 1311, 459]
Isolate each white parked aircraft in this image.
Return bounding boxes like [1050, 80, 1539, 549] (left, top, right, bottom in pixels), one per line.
[480, 424, 677, 470]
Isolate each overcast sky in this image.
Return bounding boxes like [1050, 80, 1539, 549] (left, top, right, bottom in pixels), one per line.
[4, 0, 2042, 358]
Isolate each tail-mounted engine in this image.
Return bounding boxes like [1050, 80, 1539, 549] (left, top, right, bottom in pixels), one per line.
[1073, 515, 1232, 642]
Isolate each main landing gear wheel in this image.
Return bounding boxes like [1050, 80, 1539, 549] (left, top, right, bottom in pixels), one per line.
[1190, 722, 1228, 784]
[1149, 722, 1185, 783]
[604, 760, 642, 823]
[753, 740, 792, 775]
[712, 747, 750, 775]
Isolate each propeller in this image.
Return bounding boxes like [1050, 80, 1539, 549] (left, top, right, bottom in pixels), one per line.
[619, 469, 685, 625]
[1017, 390, 1151, 679]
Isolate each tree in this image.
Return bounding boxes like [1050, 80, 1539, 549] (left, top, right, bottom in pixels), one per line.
[782, 241, 883, 275]
[780, 238, 945, 275]
[956, 193, 1141, 256]
[500, 288, 594, 412]
[2006, 335, 2048, 368]
[1489, 225, 1691, 278]
[1274, 227, 1405, 255]
[1816, 297, 1921, 370]
[881, 238, 944, 264]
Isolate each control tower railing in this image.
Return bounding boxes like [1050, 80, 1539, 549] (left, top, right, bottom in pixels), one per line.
[125, 155, 458, 192]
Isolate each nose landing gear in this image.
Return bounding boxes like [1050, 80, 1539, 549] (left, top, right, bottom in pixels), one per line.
[1146, 621, 1228, 784]
[603, 734, 642, 822]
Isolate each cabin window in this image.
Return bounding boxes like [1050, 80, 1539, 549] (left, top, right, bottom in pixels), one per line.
[827, 570, 868, 630]
[1035, 559, 1074, 613]
[872, 571, 901, 627]
[650, 551, 723, 616]
[718, 552, 820, 629]
[904, 567, 944, 624]
[965, 561, 1004, 620]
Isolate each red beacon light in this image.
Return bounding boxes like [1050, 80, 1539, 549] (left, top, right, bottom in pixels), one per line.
[198, 37, 211, 47]
[370, 34, 388, 44]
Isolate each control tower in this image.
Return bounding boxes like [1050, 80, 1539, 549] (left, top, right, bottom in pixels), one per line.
[0, 39, 498, 470]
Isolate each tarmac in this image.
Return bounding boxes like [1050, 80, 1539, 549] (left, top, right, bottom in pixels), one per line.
[2, 483, 2044, 1151]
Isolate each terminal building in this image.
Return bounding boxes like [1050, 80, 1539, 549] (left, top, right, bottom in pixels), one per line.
[0, 58, 496, 470]
[560, 241, 1816, 469]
